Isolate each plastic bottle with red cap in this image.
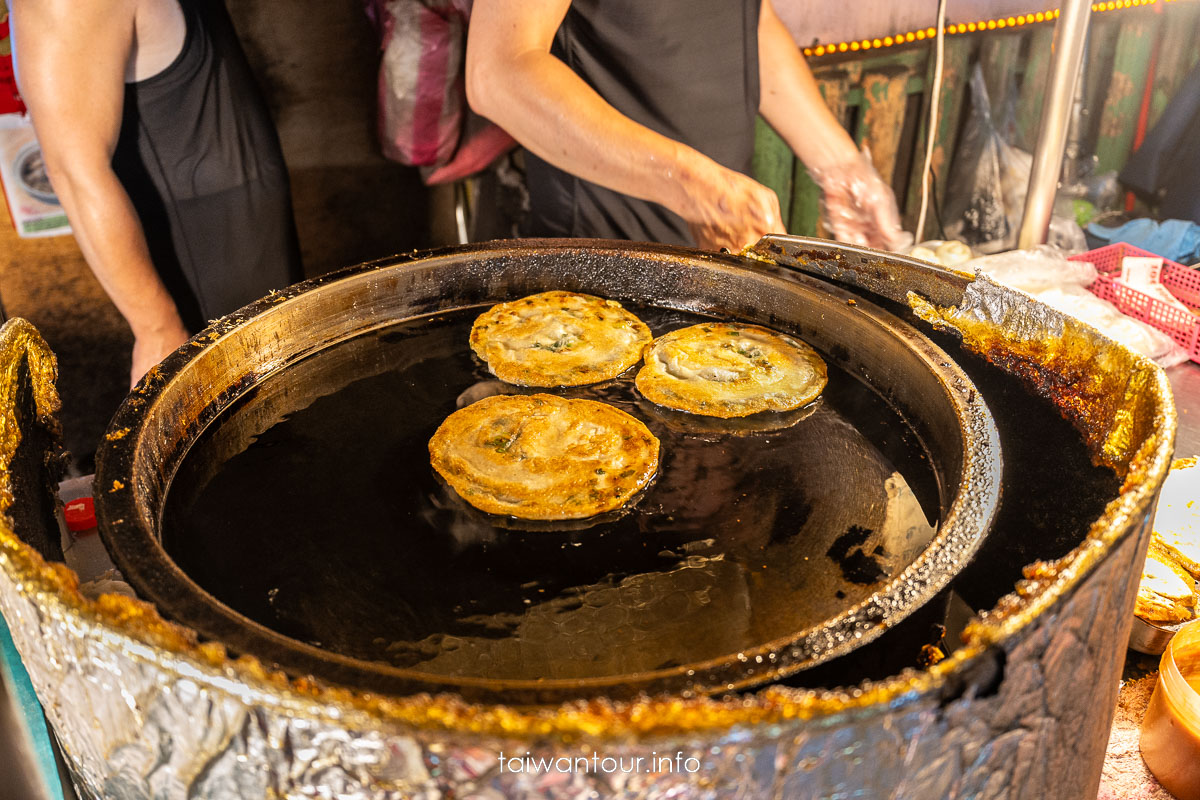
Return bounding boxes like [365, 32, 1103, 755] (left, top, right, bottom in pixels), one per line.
[57, 477, 137, 598]
[62, 496, 115, 584]
[63, 496, 96, 533]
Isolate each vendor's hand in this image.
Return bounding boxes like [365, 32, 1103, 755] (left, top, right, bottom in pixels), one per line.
[679, 162, 783, 252]
[129, 321, 190, 389]
[809, 146, 912, 252]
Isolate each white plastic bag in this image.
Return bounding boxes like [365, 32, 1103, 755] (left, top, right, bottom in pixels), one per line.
[944, 67, 1031, 254]
[1038, 286, 1188, 365]
[967, 245, 1097, 292]
[966, 247, 1189, 367]
[375, 0, 470, 167]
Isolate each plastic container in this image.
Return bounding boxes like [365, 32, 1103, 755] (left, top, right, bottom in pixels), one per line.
[62, 496, 115, 584]
[1073, 243, 1200, 363]
[1140, 617, 1200, 799]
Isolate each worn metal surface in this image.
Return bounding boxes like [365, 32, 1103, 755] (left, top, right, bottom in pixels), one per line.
[0, 239, 1177, 799]
[910, 271, 1166, 470]
[861, 67, 913, 186]
[1148, 1, 1200, 131]
[751, 233, 972, 308]
[904, 35, 972, 239]
[1014, 25, 1057, 152]
[93, 239, 1000, 704]
[1095, 11, 1162, 176]
[0, 320, 62, 800]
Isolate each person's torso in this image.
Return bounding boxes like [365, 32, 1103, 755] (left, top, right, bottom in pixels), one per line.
[112, 0, 284, 202]
[526, 0, 761, 245]
[126, 0, 188, 83]
[110, 0, 300, 327]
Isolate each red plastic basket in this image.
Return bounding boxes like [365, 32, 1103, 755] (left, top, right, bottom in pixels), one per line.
[1074, 243, 1200, 362]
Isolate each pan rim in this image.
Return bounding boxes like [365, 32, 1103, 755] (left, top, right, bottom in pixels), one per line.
[94, 238, 1003, 704]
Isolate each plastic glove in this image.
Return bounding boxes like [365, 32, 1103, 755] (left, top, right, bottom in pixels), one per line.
[808, 145, 913, 252]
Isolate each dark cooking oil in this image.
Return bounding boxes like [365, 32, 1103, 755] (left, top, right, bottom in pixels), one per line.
[779, 324, 1123, 691]
[162, 305, 946, 684]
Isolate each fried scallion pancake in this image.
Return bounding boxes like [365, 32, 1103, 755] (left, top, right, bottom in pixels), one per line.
[429, 394, 660, 520]
[1136, 551, 1197, 625]
[1151, 457, 1200, 578]
[635, 322, 827, 418]
[1133, 458, 1200, 626]
[469, 291, 652, 387]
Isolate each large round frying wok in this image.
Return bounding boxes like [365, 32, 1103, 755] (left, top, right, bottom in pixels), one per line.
[94, 238, 1001, 703]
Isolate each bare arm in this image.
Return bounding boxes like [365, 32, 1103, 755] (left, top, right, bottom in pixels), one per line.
[757, 0, 909, 250]
[757, 0, 859, 170]
[13, 0, 190, 387]
[465, 0, 781, 251]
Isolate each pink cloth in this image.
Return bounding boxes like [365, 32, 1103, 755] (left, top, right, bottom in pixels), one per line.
[1, 18, 27, 115]
[370, 0, 512, 181]
[421, 113, 515, 185]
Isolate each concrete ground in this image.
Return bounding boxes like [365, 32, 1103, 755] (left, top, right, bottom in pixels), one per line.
[1, 0, 456, 474]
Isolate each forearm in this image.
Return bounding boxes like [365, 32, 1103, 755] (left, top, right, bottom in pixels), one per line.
[757, 0, 859, 171]
[756, 0, 908, 250]
[466, 0, 781, 251]
[14, 0, 183, 335]
[48, 164, 183, 337]
[17, 0, 193, 384]
[466, 47, 714, 219]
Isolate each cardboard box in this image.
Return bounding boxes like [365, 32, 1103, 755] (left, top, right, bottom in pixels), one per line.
[0, 113, 70, 238]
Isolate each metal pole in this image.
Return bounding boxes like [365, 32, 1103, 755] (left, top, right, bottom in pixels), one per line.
[1017, 0, 1093, 249]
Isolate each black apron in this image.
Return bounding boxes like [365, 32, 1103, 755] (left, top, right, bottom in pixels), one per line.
[523, 0, 761, 246]
[111, 0, 301, 332]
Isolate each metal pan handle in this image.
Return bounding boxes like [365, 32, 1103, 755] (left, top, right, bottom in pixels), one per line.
[748, 234, 972, 308]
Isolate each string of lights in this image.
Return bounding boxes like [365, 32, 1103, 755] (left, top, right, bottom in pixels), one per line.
[802, 0, 1172, 58]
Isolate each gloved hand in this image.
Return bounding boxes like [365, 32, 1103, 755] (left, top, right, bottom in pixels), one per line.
[808, 145, 913, 252]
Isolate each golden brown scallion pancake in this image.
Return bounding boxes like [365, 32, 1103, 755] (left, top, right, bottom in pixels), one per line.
[1130, 457, 1200, 627]
[1135, 551, 1197, 625]
[428, 394, 660, 520]
[635, 322, 827, 418]
[1151, 457, 1200, 578]
[469, 291, 652, 387]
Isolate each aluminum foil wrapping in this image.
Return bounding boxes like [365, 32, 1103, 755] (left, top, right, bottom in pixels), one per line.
[0, 257, 1178, 800]
[0, 525, 1152, 799]
[908, 273, 1165, 472]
